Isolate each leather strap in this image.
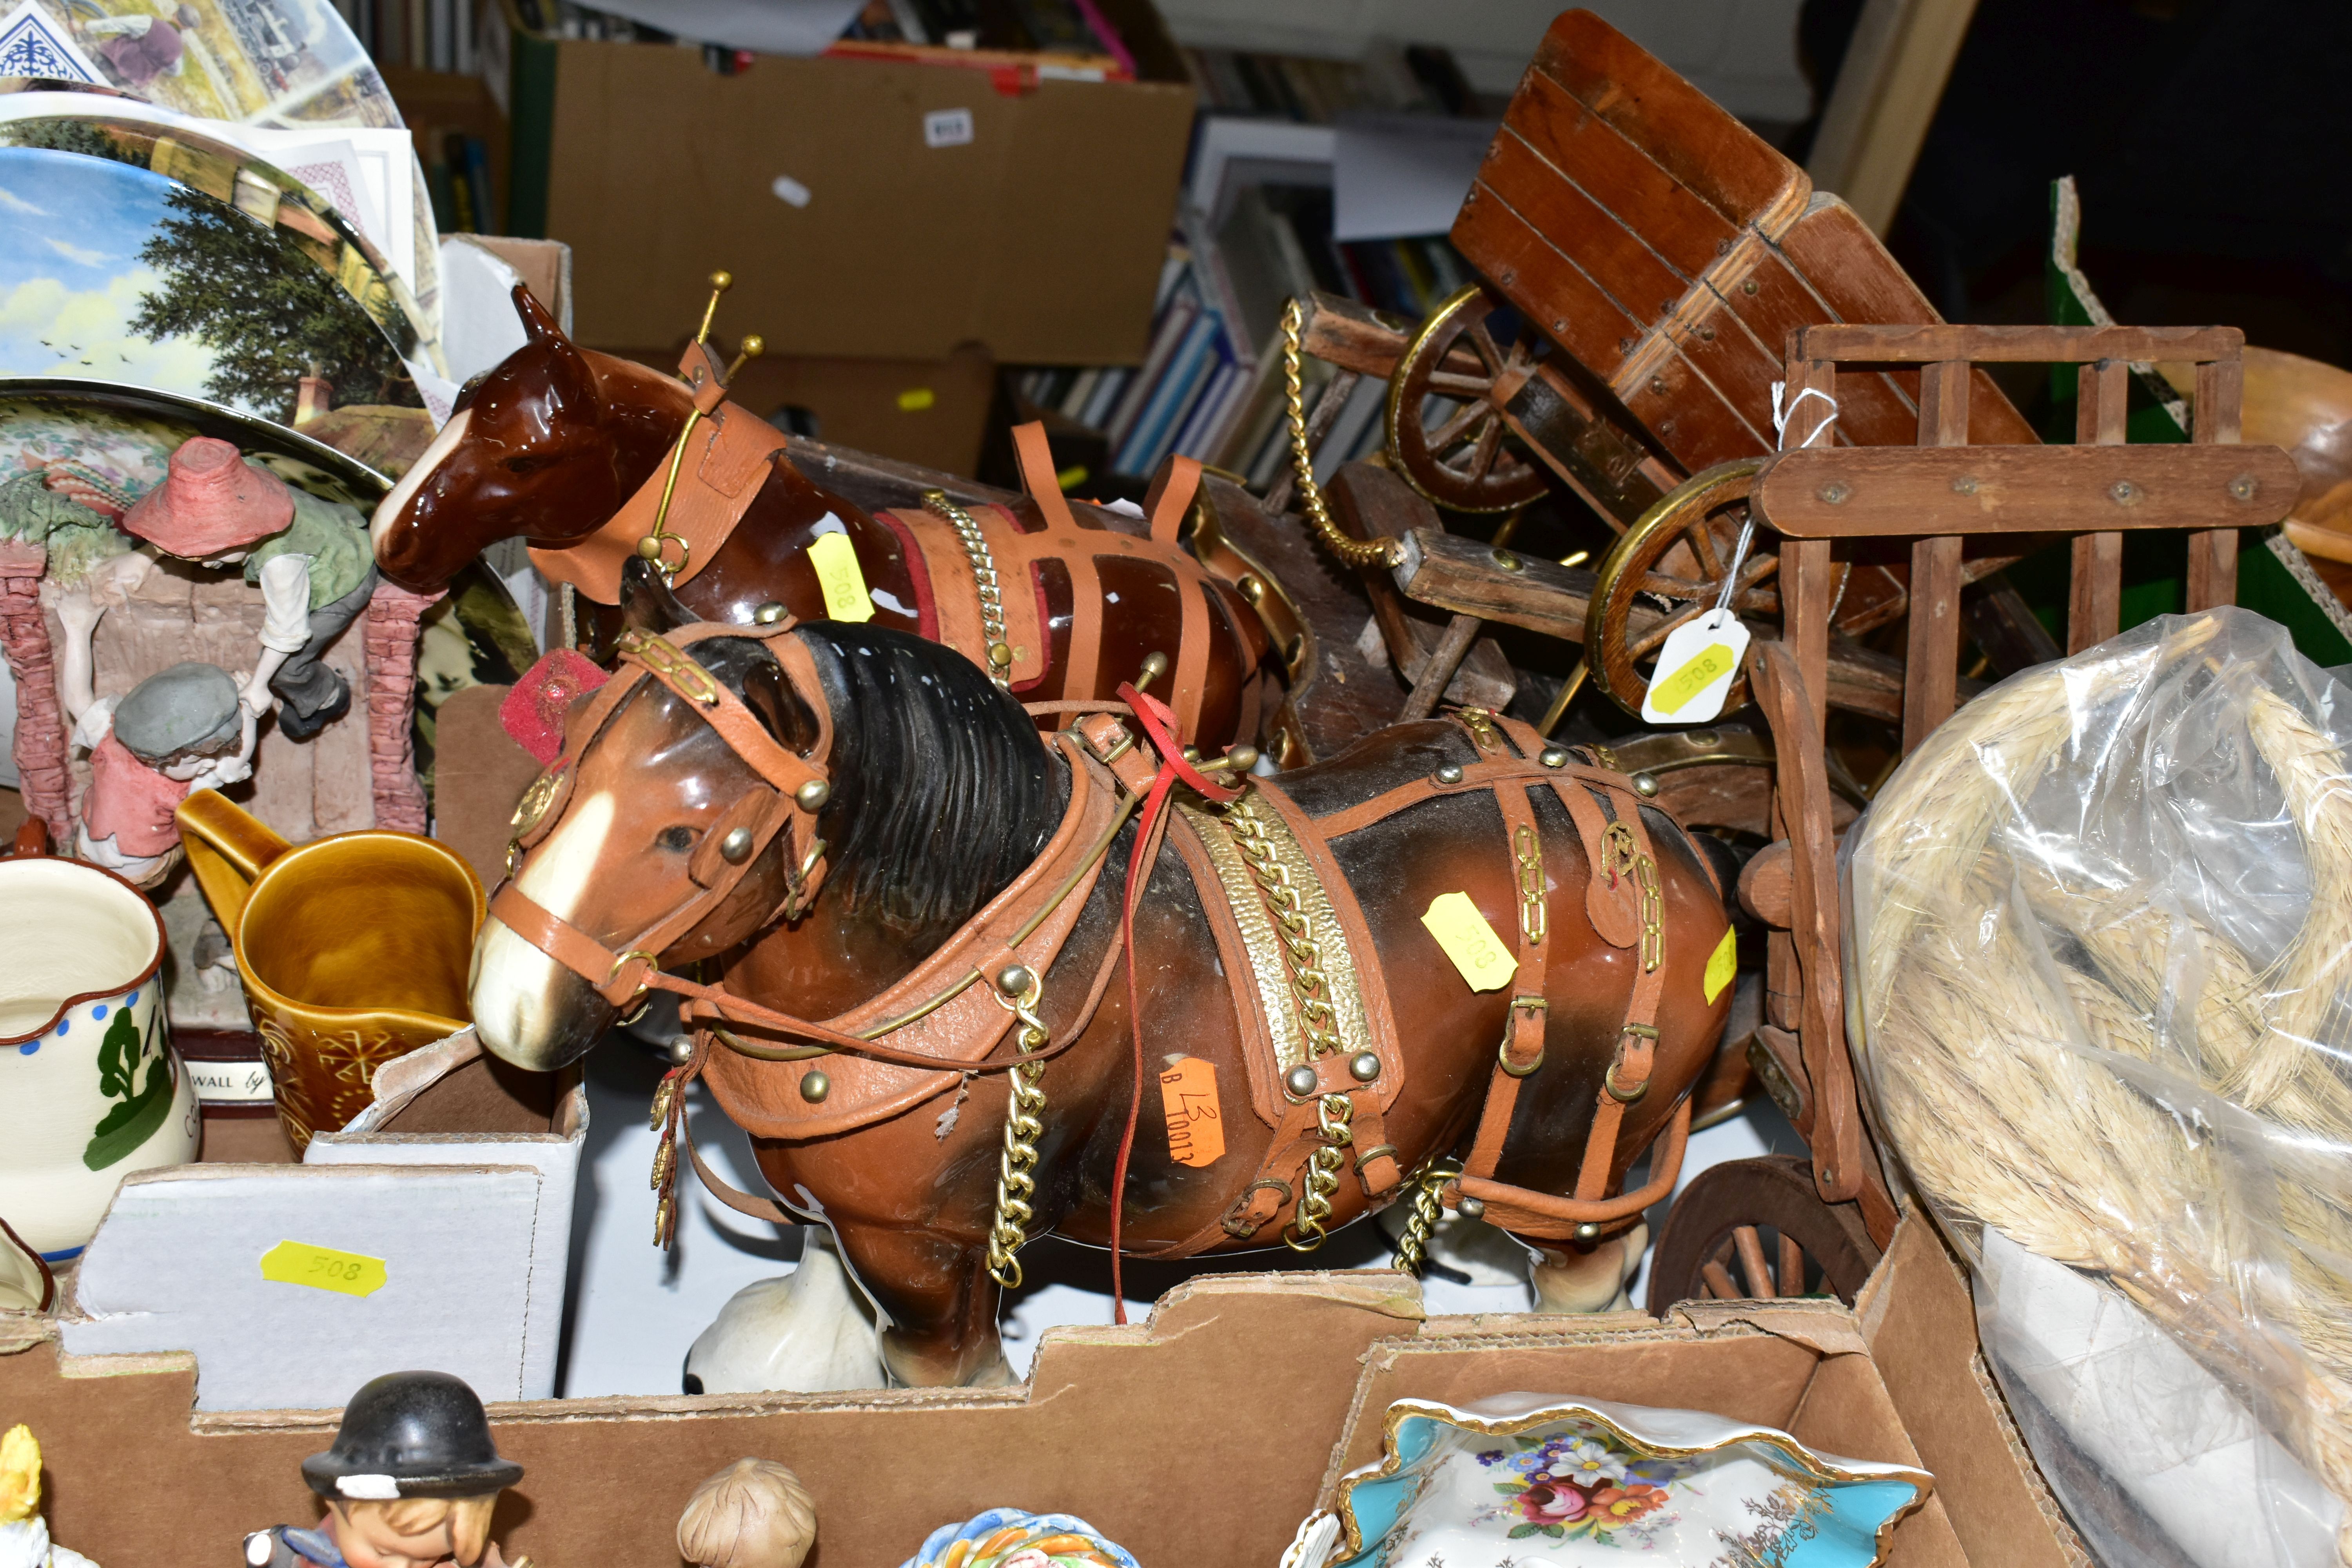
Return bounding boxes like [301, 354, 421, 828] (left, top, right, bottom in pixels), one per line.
[1011, 422, 1081, 533]
[1459, 778, 1552, 1187]
[531, 401, 788, 602]
[1142, 453, 1202, 547]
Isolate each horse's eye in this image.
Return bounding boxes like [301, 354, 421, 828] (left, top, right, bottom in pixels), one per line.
[505, 452, 549, 475]
[453, 370, 491, 411]
[657, 826, 696, 853]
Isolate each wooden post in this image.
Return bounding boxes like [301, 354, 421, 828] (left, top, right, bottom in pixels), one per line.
[1805, 0, 1985, 236]
[2068, 359, 2129, 653]
[1904, 359, 1969, 753]
[2188, 354, 2244, 612]
[1778, 341, 1839, 730]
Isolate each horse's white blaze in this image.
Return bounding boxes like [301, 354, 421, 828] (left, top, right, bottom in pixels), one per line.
[471, 789, 614, 1059]
[369, 407, 473, 550]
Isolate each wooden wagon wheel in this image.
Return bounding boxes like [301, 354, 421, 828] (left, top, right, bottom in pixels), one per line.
[1385, 283, 1553, 514]
[1584, 459, 1777, 719]
[1643, 1155, 1883, 1312]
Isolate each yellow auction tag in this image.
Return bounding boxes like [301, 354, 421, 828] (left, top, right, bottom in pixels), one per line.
[259, 1240, 387, 1299]
[1421, 892, 1516, 992]
[1641, 608, 1752, 726]
[895, 387, 936, 412]
[806, 530, 875, 623]
[1651, 644, 1739, 715]
[1704, 924, 1738, 1004]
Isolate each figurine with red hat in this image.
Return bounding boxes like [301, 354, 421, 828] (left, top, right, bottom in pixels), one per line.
[243, 1371, 526, 1568]
[114, 435, 377, 744]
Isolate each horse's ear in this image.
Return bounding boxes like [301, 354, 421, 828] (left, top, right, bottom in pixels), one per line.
[742, 652, 824, 759]
[619, 557, 693, 634]
[512, 283, 568, 344]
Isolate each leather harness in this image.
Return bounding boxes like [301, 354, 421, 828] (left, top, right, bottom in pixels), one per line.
[523, 346, 1233, 748]
[489, 624, 1704, 1263]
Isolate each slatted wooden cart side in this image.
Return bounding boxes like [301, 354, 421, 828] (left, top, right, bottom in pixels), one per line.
[1644, 321, 2301, 1308]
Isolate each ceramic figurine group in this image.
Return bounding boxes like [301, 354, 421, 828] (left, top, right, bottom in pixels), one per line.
[38, 434, 374, 887]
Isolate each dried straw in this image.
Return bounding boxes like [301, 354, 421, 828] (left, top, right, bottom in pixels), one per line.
[1853, 624, 2352, 1561]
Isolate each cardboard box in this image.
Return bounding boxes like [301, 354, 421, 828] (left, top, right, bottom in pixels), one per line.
[606, 340, 999, 479]
[505, 2, 1197, 363]
[3, 1212, 2081, 1566]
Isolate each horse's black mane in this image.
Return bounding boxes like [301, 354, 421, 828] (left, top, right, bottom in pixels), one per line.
[706, 623, 1065, 950]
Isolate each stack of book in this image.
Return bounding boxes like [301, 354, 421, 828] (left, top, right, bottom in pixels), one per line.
[1007, 42, 1489, 490]
[334, 0, 488, 73]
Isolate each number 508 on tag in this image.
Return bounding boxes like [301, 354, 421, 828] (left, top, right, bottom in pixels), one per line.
[1641, 608, 1751, 726]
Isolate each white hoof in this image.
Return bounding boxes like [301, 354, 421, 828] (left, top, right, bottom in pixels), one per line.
[684, 1230, 887, 1394]
[1528, 1222, 1649, 1314]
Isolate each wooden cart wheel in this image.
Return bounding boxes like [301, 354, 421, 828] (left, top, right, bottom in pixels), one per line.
[1644, 1154, 1883, 1313]
[1585, 458, 1777, 719]
[1385, 283, 1553, 515]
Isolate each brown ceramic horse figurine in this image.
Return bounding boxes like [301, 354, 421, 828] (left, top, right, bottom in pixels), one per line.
[469, 617, 1735, 1387]
[369, 287, 1273, 748]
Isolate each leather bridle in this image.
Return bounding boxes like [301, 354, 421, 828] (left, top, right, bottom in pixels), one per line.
[490, 621, 835, 1014]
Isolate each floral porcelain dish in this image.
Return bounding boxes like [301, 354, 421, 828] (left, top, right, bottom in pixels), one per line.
[898, 1508, 1139, 1568]
[1328, 1394, 1931, 1568]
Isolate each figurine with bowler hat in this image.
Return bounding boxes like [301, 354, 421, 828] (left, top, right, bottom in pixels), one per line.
[242, 1372, 525, 1568]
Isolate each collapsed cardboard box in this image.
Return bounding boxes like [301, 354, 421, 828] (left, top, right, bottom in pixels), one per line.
[3, 1210, 2083, 1566]
[56, 1033, 583, 1411]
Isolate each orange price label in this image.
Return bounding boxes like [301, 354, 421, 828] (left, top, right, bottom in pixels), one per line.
[1158, 1056, 1225, 1168]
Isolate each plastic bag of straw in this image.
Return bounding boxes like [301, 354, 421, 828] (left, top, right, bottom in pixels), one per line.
[1846, 608, 2352, 1568]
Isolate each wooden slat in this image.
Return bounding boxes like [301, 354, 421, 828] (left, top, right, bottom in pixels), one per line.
[1613, 344, 1776, 472]
[1779, 1231, 1806, 1297]
[1532, 9, 1811, 238]
[1769, 196, 2040, 448]
[1487, 67, 1728, 282]
[1451, 177, 1650, 381]
[2187, 355, 2245, 612]
[1388, 527, 1913, 722]
[1779, 346, 1838, 726]
[2069, 359, 2131, 654]
[1798, 322, 2244, 366]
[1753, 443, 2299, 539]
[1903, 359, 1970, 753]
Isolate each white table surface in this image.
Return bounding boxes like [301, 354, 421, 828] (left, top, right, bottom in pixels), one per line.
[555, 1036, 1805, 1397]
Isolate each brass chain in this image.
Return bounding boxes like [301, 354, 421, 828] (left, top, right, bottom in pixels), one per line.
[1390, 1155, 1464, 1276]
[1601, 820, 1664, 972]
[923, 489, 1016, 688]
[1514, 822, 1546, 947]
[984, 974, 1053, 1288]
[1279, 298, 1402, 571]
[1225, 795, 1358, 1250]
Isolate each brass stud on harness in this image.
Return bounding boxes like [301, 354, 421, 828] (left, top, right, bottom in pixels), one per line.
[1435, 763, 1465, 785]
[1285, 1063, 1319, 1098]
[1631, 772, 1659, 798]
[668, 1037, 694, 1065]
[753, 601, 788, 624]
[799, 1069, 831, 1103]
[1539, 747, 1568, 768]
[1458, 1196, 1486, 1219]
[1348, 1051, 1381, 1082]
[996, 963, 1036, 998]
[796, 779, 831, 811]
[1575, 1221, 1601, 1242]
[1134, 652, 1170, 692]
[720, 826, 755, 864]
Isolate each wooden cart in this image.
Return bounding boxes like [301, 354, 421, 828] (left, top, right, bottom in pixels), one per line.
[1640, 319, 2297, 1305]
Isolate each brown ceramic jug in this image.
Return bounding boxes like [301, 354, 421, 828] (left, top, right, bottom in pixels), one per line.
[176, 793, 483, 1152]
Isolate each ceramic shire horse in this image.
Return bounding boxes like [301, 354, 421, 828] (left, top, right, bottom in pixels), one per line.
[368, 286, 1276, 750]
[470, 616, 1736, 1387]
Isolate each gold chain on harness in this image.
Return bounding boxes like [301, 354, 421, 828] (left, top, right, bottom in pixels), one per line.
[983, 966, 1053, 1288]
[1390, 1155, 1464, 1276]
[923, 489, 1017, 688]
[1224, 795, 1357, 1250]
[1279, 298, 1402, 572]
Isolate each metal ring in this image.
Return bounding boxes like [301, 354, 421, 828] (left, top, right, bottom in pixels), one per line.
[1498, 1036, 1544, 1078]
[606, 948, 661, 1001]
[1603, 1060, 1650, 1103]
